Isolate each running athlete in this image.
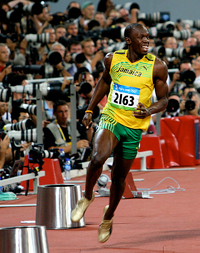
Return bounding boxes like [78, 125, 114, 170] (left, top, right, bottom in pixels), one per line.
[71, 23, 169, 243]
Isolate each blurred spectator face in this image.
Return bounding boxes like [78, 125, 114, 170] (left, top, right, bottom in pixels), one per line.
[82, 41, 95, 57]
[70, 44, 82, 54]
[66, 24, 78, 36]
[119, 8, 129, 22]
[82, 4, 95, 20]
[0, 45, 9, 65]
[0, 102, 5, 117]
[180, 62, 192, 72]
[68, 1, 80, 9]
[108, 9, 121, 20]
[193, 30, 200, 43]
[1, 4, 9, 12]
[95, 39, 108, 51]
[85, 72, 95, 88]
[192, 56, 200, 71]
[186, 37, 197, 47]
[37, 7, 49, 24]
[18, 112, 30, 122]
[186, 93, 200, 115]
[52, 44, 66, 58]
[149, 38, 155, 47]
[94, 13, 106, 27]
[55, 27, 67, 41]
[164, 37, 177, 49]
[182, 87, 196, 100]
[54, 104, 68, 125]
[44, 28, 56, 44]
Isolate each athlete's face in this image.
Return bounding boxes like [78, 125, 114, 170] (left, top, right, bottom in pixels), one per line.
[127, 26, 149, 56]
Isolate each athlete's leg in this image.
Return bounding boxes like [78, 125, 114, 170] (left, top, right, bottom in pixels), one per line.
[84, 129, 119, 200]
[104, 153, 135, 220]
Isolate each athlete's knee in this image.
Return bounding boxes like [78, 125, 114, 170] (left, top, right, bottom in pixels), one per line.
[90, 152, 107, 169]
[111, 176, 126, 188]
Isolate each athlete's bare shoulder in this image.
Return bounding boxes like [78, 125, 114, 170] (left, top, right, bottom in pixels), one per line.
[104, 52, 114, 71]
[153, 57, 168, 80]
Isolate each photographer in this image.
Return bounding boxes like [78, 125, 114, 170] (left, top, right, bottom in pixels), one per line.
[169, 60, 194, 96]
[0, 102, 11, 129]
[184, 91, 200, 116]
[179, 84, 197, 114]
[40, 42, 71, 78]
[0, 43, 12, 82]
[43, 100, 92, 157]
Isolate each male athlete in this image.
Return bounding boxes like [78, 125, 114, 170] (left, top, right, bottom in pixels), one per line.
[71, 23, 168, 243]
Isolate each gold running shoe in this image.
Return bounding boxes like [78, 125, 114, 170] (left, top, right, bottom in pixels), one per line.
[98, 205, 113, 243]
[71, 192, 95, 223]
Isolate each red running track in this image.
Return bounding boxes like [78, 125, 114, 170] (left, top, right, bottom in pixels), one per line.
[0, 166, 200, 253]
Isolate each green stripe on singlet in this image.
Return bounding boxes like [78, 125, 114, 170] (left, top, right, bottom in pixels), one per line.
[99, 115, 117, 132]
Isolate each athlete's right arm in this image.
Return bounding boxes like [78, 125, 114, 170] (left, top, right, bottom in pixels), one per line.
[82, 53, 113, 129]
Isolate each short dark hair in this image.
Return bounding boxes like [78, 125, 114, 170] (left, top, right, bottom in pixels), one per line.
[53, 100, 68, 112]
[124, 23, 143, 38]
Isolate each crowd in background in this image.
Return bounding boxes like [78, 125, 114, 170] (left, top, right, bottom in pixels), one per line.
[0, 0, 200, 174]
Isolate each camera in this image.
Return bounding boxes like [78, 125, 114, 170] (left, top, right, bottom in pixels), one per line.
[20, 104, 37, 115]
[11, 81, 60, 97]
[0, 3, 23, 23]
[138, 12, 170, 23]
[183, 20, 200, 29]
[23, 2, 44, 16]
[0, 33, 19, 43]
[179, 70, 196, 85]
[148, 45, 165, 58]
[0, 88, 11, 102]
[148, 26, 191, 40]
[185, 91, 196, 111]
[77, 72, 93, 96]
[4, 119, 35, 132]
[100, 41, 127, 55]
[25, 33, 50, 44]
[49, 13, 68, 26]
[148, 46, 187, 59]
[47, 51, 62, 65]
[11, 64, 43, 75]
[7, 128, 37, 142]
[28, 144, 60, 164]
[166, 98, 180, 113]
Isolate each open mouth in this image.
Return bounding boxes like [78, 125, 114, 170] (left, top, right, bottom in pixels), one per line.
[142, 45, 149, 51]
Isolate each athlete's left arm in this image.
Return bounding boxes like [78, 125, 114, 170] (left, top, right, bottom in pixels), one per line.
[133, 58, 168, 118]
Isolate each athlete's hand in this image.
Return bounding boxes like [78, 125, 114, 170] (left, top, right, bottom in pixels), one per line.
[133, 103, 151, 119]
[82, 112, 93, 129]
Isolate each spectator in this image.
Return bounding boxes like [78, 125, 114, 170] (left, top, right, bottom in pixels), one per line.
[80, 38, 104, 73]
[94, 12, 107, 28]
[41, 42, 71, 78]
[2, 102, 11, 122]
[179, 84, 197, 114]
[0, 102, 11, 129]
[193, 30, 200, 45]
[38, 27, 56, 56]
[43, 100, 91, 156]
[0, 43, 12, 81]
[55, 25, 67, 42]
[192, 56, 200, 90]
[66, 21, 79, 37]
[96, 0, 115, 18]
[169, 60, 194, 96]
[184, 91, 200, 116]
[79, 1, 95, 29]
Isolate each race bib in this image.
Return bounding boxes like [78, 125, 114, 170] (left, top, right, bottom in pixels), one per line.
[111, 83, 140, 110]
